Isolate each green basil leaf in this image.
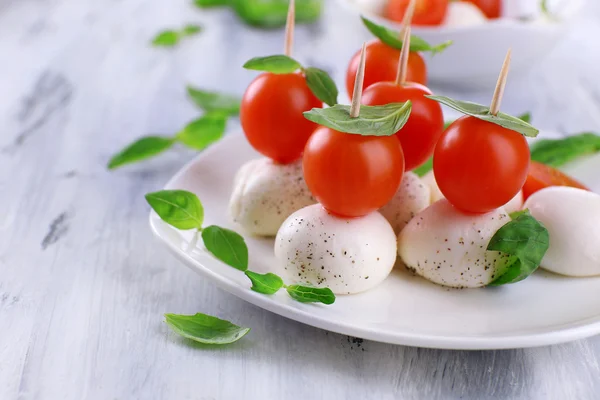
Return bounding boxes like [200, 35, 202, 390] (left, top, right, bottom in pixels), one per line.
[182, 24, 202, 36]
[286, 285, 335, 305]
[201, 225, 248, 271]
[243, 55, 302, 74]
[303, 67, 338, 107]
[518, 112, 531, 123]
[107, 136, 174, 170]
[165, 313, 250, 345]
[245, 271, 284, 295]
[426, 95, 540, 138]
[361, 17, 452, 54]
[228, 0, 322, 27]
[413, 156, 433, 177]
[193, 0, 229, 8]
[186, 86, 241, 115]
[530, 133, 600, 168]
[145, 190, 204, 230]
[509, 209, 529, 220]
[176, 113, 227, 150]
[152, 30, 179, 47]
[487, 210, 550, 286]
[303, 102, 412, 136]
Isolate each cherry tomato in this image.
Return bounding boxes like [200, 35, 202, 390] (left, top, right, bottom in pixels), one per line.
[433, 116, 530, 214]
[464, 0, 502, 19]
[362, 81, 444, 171]
[522, 161, 589, 200]
[303, 127, 405, 218]
[346, 40, 427, 97]
[240, 72, 322, 164]
[386, 0, 449, 26]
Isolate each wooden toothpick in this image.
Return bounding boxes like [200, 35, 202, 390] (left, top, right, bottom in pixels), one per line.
[350, 42, 367, 118]
[490, 49, 512, 116]
[400, 0, 417, 37]
[395, 25, 412, 86]
[284, 0, 295, 57]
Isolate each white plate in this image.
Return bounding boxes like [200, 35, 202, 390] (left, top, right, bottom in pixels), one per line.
[150, 133, 600, 350]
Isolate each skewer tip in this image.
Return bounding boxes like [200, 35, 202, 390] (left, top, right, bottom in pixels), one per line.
[350, 42, 367, 118]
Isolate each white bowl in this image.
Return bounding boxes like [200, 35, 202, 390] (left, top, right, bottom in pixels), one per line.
[339, 0, 586, 89]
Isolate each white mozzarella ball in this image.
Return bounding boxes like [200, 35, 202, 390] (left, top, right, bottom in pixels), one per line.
[421, 170, 445, 203]
[398, 200, 512, 288]
[350, 0, 388, 16]
[229, 158, 316, 236]
[422, 170, 523, 212]
[274, 204, 397, 294]
[524, 187, 600, 277]
[444, 1, 488, 27]
[379, 172, 431, 235]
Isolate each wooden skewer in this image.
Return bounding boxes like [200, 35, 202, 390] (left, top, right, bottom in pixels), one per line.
[350, 43, 367, 118]
[395, 25, 412, 86]
[490, 49, 512, 116]
[400, 0, 417, 37]
[284, 0, 295, 57]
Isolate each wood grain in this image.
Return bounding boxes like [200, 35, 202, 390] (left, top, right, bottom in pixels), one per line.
[1, 0, 600, 399]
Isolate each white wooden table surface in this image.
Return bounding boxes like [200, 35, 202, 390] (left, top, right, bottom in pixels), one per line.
[2, 1, 600, 399]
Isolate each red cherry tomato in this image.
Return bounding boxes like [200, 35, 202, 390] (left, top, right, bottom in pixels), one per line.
[240, 72, 322, 164]
[433, 116, 530, 214]
[303, 127, 405, 218]
[362, 81, 444, 171]
[386, 0, 449, 26]
[464, 0, 502, 19]
[522, 161, 589, 200]
[346, 40, 427, 97]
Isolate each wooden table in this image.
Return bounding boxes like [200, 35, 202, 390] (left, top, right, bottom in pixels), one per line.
[2, 1, 600, 398]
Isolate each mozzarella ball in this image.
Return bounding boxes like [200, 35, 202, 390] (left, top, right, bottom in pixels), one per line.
[274, 204, 397, 294]
[398, 200, 512, 288]
[444, 1, 488, 27]
[422, 171, 445, 203]
[350, 0, 388, 16]
[524, 187, 600, 277]
[379, 172, 431, 235]
[422, 170, 523, 212]
[229, 158, 316, 236]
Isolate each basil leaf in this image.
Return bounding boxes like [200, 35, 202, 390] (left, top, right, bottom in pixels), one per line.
[243, 55, 302, 74]
[145, 190, 204, 230]
[530, 133, 600, 168]
[304, 67, 338, 107]
[107, 136, 174, 170]
[361, 17, 452, 54]
[286, 285, 335, 305]
[413, 156, 433, 177]
[187, 86, 241, 115]
[164, 313, 250, 345]
[193, 0, 228, 7]
[182, 24, 202, 36]
[303, 102, 412, 136]
[519, 112, 531, 123]
[487, 210, 550, 286]
[426, 95, 539, 138]
[245, 271, 284, 295]
[152, 30, 179, 47]
[201, 225, 248, 271]
[176, 113, 227, 150]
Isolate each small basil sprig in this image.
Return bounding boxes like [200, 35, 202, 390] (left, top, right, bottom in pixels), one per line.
[187, 86, 241, 116]
[487, 210, 550, 286]
[413, 157, 433, 177]
[243, 55, 338, 106]
[530, 133, 600, 168]
[303, 102, 412, 136]
[361, 17, 452, 54]
[165, 313, 250, 345]
[244, 271, 336, 304]
[146, 189, 249, 271]
[152, 24, 202, 47]
[147, 190, 336, 305]
[426, 95, 539, 138]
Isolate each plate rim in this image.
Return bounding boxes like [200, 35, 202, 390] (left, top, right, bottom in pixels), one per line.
[149, 135, 600, 350]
